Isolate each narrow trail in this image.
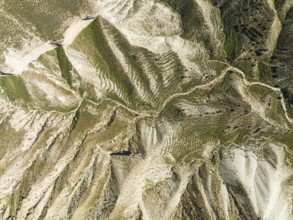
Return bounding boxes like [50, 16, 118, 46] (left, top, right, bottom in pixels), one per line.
[231, 67, 293, 125]
[154, 68, 229, 117]
[152, 65, 293, 126]
[5, 63, 293, 127]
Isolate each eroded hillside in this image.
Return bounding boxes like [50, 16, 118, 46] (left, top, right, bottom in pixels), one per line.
[0, 0, 293, 219]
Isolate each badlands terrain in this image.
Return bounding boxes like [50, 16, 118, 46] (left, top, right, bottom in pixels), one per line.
[0, 0, 293, 219]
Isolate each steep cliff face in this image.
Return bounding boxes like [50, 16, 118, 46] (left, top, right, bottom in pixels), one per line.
[0, 0, 293, 219]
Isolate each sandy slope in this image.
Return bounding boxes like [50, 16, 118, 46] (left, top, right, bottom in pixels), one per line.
[1, 16, 98, 75]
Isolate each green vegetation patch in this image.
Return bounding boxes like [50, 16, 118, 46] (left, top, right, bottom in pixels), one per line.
[0, 75, 31, 104]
